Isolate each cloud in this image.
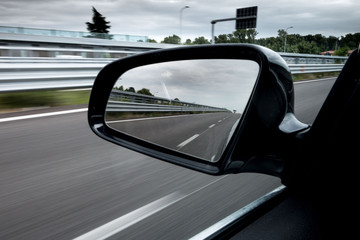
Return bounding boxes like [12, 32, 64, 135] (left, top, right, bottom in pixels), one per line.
[0, 0, 359, 41]
[116, 59, 259, 111]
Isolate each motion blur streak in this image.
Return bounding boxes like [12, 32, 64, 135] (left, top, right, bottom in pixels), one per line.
[0, 108, 87, 123]
[0, 78, 335, 239]
[74, 192, 183, 240]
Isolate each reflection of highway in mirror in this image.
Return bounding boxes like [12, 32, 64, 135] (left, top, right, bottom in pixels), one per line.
[105, 59, 259, 161]
[106, 89, 240, 162]
[107, 111, 241, 162]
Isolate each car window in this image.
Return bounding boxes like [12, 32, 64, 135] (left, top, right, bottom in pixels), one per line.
[0, 0, 358, 239]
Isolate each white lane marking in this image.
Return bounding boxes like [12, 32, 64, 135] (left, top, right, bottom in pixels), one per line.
[189, 185, 286, 240]
[74, 175, 228, 240]
[107, 114, 191, 124]
[0, 108, 87, 122]
[0, 108, 88, 123]
[73, 192, 183, 240]
[177, 134, 199, 149]
[176, 115, 234, 149]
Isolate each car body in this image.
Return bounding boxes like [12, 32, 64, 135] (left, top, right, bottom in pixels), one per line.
[88, 44, 359, 239]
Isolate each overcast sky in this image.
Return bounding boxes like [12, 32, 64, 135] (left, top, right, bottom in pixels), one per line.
[0, 0, 359, 42]
[117, 59, 259, 111]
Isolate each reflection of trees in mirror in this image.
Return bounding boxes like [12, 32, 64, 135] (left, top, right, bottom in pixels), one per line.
[113, 86, 154, 96]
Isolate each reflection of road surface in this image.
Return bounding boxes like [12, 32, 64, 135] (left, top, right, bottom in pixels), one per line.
[107, 112, 241, 161]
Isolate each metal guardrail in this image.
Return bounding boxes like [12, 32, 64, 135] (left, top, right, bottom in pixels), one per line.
[289, 64, 344, 74]
[0, 51, 347, 93]
[108, 90, 229, 113]
[107, 101, 228, 113]
[281, 52, 347, 74]
[0, 25, 149, 42]
[0, 59, 110, 92]
[280, 52, 347, 64]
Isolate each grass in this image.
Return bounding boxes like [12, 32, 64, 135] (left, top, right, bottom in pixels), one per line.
[292, 72, 340, 82]
[0, 89, 91, 112]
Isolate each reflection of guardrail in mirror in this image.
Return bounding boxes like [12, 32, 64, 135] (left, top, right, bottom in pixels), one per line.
[107, 90, 230, 113]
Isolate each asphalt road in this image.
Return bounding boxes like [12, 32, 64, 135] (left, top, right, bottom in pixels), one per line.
[0, 78, 335, 240]
[108, 112, 240, 161]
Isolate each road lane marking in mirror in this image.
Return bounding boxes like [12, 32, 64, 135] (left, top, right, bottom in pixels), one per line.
[74, 175, 228, 240]
[177, 134, 200, 149]
[107, 114, 204, 124]
[176, 116, 235, 152]
[0, 108, 88, 123]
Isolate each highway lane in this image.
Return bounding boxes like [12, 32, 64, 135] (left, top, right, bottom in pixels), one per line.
[294, 78, 336, 123]
[107, 112, 240, 161]
[0, 77, 335, 239]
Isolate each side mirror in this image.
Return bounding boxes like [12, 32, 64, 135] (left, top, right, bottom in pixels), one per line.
[88, 44, 308, 176]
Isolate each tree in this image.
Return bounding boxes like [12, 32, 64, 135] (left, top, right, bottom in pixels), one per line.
[147, 39, 157, 43]
[245, 29, 258, 43]
[297, 40, 320, 54]
[192, 36, 211, 45]
[215, 34, 231, 43]
[125, 87, 135, 93]
[184, 39, 192, 45]
[114, 85, 124, 91]
[137, 88, 153, 96]
[86, 7, 112, 39]
[334, 47, 350, 56]
[161, 35, 181, 44]
[340, 33, 360, 49]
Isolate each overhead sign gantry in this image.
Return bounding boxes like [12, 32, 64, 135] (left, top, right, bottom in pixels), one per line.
[211, 6, 258, 44]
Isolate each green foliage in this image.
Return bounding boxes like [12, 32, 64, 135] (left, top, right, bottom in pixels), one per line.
[181, 28, 359, 54]
[161, 35, 181, 44]
[184, 36, 211, 45]
[192, 36, 211, 45]
[184, 39, 192, 45]
[137, 88, 154, 96]
[125, 87, 135, 93]
[115, 86, 154, 96]
[86, 7, 112, 39]
[334, 47, 350, 56]
[256, 31, 359, 54]
[214, 29, 258, 44]
[0, 90, 90, 110]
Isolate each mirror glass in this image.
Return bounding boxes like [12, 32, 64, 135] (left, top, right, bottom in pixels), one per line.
[105, 59, 259, 162]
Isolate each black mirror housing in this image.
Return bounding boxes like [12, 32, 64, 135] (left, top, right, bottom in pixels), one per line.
[88, 44, 308, 177]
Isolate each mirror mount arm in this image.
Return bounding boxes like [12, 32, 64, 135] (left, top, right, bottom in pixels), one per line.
[279, 113, 310, 134]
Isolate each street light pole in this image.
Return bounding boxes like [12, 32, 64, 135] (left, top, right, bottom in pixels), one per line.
[284, 26, 293, 52]
[179, 6, 190, 43]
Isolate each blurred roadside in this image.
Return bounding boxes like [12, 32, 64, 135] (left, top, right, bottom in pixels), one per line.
[0, 89, 90, 115]
[0, 72, 339, 115]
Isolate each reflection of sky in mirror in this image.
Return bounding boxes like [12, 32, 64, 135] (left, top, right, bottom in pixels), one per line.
[114, 60, 259, 113]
